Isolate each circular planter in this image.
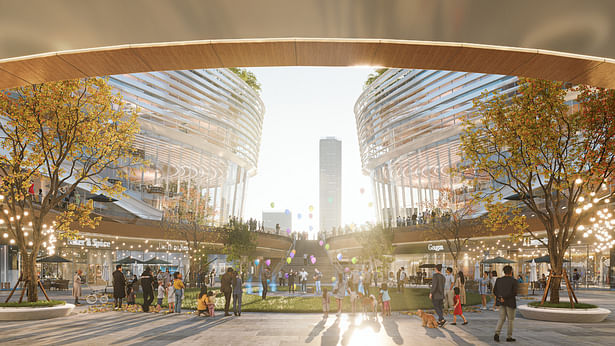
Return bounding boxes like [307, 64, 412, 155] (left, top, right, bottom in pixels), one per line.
[0, 303, 75, 321]
[518, 304, 610, 323]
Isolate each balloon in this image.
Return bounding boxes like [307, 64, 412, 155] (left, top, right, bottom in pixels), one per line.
[351, 257, 358, 264]
[286, 228, 291, 234]
[270, 202, 275, 208]
[267, 279, 270, 283]
[360, 188, 365, 194]
[336, 253, 343, 261]
[309, 213, 313, 219]
[289, 252, 295, 259]
[311, 257, 317, 264]
[345, 267, 350, 272]
[319, 240, 324, 246]
[286, 257, 292, 264]
[309, 225, 313, 231]
[284, 209, 290, 215]
[328, 197, 333, 204]
[265, 259, 271, 266]
[291, 249, 296, 254]
[297, 213, 302, 219]
[309, 205, 314, 212]
[368, 202, 373, 208]
[285, 273, 289, 278]
[331, 276, 336, 282]
[254, 259, 260, 266]
[325, 244, 330, 250]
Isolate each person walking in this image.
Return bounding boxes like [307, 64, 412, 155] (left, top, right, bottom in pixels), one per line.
[479, 271, 489, 310]
[221, 267, 234, 316]
[173, 272, 185, 313]
[314, 268, 323, 294]
[278, 269, 285, 287]
[232, 271, 243, 316]
[493, 265, 519, 342]
[572, 268, 581, 290]
[429, 264, 446, 327]
[451, 287, 468, 325]
[112, 265, 126, 309]
[491, 270, 499, 311]
[163, 268, 171, 287]
[140, 266, 155, 312]
[261, 267, 271, 299]
[455, 271, 466, 305]
[303, 253, 308, 266]
[156, 279, 165, 312]
[398, 267, 407, 293]
[72, 269, 83, 305]
[333, 272, 347, 316]
[443, 267, 455, 312]
[299, 268, 308, 293]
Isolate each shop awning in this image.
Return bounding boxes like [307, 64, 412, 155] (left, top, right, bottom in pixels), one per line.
[87, 194, 118, 203]
[114, 256, 145, 264]
[482, 256, 516, 264]
[37, 255, 72, 263]
[525, 255, 569, 264]
[418, 263, 437, 268]
[144, 257, 171, 265]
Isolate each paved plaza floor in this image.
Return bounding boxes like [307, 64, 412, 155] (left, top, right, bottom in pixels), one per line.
[1, 290, 614, 345]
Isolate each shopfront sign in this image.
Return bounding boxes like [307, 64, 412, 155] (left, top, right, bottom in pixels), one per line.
[68, 238, 111, 248]
[428, 244, 444, 252]
[158, 243, 189, 251]
[522, 237, 548, 247]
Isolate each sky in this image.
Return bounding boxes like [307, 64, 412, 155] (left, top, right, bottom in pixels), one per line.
[243, 67, 376, 235]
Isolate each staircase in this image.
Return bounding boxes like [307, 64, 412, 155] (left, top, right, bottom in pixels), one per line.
[280, 240, 338, 287]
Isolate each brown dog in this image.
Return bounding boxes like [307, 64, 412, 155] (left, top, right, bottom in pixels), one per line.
[418, 309, 439, 328]
[358, 292, 377, 318]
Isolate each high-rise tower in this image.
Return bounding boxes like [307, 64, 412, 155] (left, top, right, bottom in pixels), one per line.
[319, 137, 342, 233]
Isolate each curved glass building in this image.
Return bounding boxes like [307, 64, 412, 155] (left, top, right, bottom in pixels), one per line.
[355, 69, 517, 224]
[107, 69, 264, 225]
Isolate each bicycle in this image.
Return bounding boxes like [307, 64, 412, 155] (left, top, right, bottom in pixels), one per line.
[86, 289, 109, 305]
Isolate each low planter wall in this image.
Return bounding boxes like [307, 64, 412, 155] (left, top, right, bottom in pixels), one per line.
[0, 303, 75, 321]
[518, 304, 610, 323]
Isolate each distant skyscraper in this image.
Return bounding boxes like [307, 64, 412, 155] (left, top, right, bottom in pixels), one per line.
[319, 137, 342, 233]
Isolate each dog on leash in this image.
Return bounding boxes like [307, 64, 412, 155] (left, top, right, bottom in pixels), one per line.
[358, 292, 377, 318]
[417, 309, 439, 328]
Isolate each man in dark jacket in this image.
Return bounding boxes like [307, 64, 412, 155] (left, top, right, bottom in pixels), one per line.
[493, 265, 519, 342]
[429, 264, 446, 327]
[112, 265, 126, 309]
[140, 266, 155, 312]
[221, 267, 234, 316]
[261, 267, 271, 300]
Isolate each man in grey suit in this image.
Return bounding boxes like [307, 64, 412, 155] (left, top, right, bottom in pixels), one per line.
[429, 264, 446, 327]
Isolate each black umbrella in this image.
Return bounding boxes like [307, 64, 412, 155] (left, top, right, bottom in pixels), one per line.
[114, 256, 145, 264]
[525, 255, 570, 264]
[37, 255, 72, 278]
[37, 255, 72, 263]
[419, 263, 437, 269]
[482, 256, 516, 264]
[144, 257, 171, 265]
[87, 194, 118, 202]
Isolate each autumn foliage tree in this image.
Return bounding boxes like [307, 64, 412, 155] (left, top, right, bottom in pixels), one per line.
[0, 78, 140, 302]
[460, 78, 615, 303]
[423, 189, 482, 270]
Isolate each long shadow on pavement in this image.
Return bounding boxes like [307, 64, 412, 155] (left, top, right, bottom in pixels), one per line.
[320, 315, 342, 346]
[123, 316, 234, 346]
[305, 318, 326, 343]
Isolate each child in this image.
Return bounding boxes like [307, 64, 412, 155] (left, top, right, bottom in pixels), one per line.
[379, 283, 391, 317]
[322, 287, 330, 318]
[126, 279, 136, 305]
[452, 287, 468, 325]
[156, 280, 165, 312]
[206, 291, 216, 317]
[348, 283, 358, 314]
[167, 281, 175, 313]
[197, 288, 208, 316]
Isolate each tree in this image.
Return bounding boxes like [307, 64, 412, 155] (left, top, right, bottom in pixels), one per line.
[460, 78, 615, 303]
[223, 221, 256, 272]
[228, 68, 261, 94]
[354, 224, 394, 273]
[423, 188, 482, 270]
[364, 68, 389, 88]
[161, 185, 221, 278]
[0, 78, 140, 302]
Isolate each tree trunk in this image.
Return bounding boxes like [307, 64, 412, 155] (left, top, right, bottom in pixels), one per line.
[549, 257, 563, 304]
[22, 253, 38, 302]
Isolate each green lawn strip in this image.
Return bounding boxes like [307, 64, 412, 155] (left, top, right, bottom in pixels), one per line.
[528, 301, 597, 309]
[0, 300, 66, 308]
[135, 287, 483, 312]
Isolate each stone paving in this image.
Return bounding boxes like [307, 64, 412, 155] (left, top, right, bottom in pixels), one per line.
[0, 290, 614, 345]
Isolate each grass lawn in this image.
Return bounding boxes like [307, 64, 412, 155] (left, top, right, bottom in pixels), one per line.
[135, 287, 483, 313]
[0, 300, 65, 308]
[528, 301, 597, 309]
